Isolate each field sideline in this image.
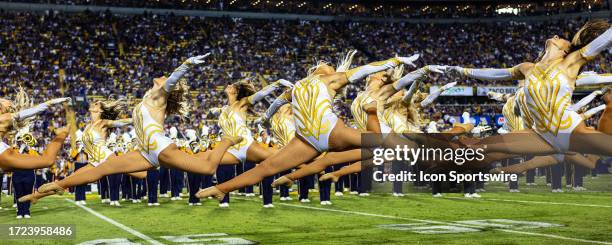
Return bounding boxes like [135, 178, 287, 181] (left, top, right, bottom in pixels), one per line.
[1, 175, 612, 244]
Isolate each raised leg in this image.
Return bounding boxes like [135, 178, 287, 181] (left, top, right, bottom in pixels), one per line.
[159, 137, 240, 174]
[320, 162, 362, 181]
[197, 137, 319, 200]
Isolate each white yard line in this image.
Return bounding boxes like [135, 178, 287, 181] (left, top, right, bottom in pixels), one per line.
[235, 197, 612, 244]
[65, 199, 164, 245]
[444, 196, 612, 208]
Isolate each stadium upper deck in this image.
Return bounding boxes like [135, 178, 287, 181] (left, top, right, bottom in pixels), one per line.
[5, 0, 611, 18]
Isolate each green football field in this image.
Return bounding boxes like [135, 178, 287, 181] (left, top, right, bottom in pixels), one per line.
[1, 175, 612, 245]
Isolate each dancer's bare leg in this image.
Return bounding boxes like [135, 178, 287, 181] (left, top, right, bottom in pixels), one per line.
[320, 161, 362, 182]
[198, 120, 368, 200]
[197, 137, 320, 200]
[493, 153, 597, 174]
[363, 103, 381, 133]
[597, 91, 612, 134]
[570, 123, 612, 155]
[19, 163, 93, 203]
[39, 151, 153, 193]
[474, 129, 557, 155]
[246, 143, 276, 162]
[492, 156, 557, 174]
[214, 141, 276, 165]
[218, 152, 240, 165]
[275, 149, 361, 186]
[0, 132, 68, 171]
[158, 137, 240, 175]
[127, 171, 147, 179]
[329, 121, 363, 150]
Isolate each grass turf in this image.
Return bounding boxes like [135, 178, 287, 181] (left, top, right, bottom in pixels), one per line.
[1, 175, 611, 244]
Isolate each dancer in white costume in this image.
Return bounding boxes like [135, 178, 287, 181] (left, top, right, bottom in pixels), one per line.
[445, 20, 612, 157]
[37, 54, 243, 196]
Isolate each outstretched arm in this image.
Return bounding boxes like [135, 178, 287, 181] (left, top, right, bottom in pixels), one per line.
[261, 91, 291, 122]
[420, 82, 458, 107]
[401, 76, 422, 104]
[13, 98, 71, 122]
[164, 54, 210, 92]
[344, 55, 420, 83]
[578, 27, 612, 62]
[447, 63, 530, 81]
[246, 80, 287, 105]
[569, 89, 603, 111]
[582, 104, 606, 120]
[106, 118, 133, 128]
[576, 72, 612, 86]
[487, 91, 512, 102]
[392, 65, 445, 91]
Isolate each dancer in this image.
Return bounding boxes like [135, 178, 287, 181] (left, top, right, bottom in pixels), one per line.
[213, 78, 292, 166]
[492, 87, 609, 174]
[197, 53, 433, 200]
[445, 20, 611, 157]
[0, 88, 72, 171]
[36, 54, 243, 196]
[270, 68, 393, 188]
[20, 99, 145, 203]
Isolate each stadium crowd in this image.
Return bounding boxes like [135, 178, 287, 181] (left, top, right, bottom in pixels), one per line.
[8, 0, 610, 18]
[1, 10, 610, 145]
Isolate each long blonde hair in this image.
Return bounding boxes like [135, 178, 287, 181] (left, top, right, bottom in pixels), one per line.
[2, 87, 33, 141]
[336, 50, 357, 72]
[12, 87, 34, 130]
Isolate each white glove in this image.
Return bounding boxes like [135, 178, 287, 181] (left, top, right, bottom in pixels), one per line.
[395, 54, 420, 67]
[472, 125, 492, 134]
[497, 127, 510, 135]
[440, 81, 458, 90]
[45, 97, 72, 106]
[185, 53, 211, 65]
[278, 79, 294, 88]
[446, 66, 464, 77]
[426, 121, 439, 133]
[426, 65, 447, 74]
[487, 91, 505, 102]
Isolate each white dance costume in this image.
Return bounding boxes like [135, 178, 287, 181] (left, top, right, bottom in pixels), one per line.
[82, 124, 114, 167]
[292, 75, 339, 152]
[133, 102, 173, 166]
[218, 106, 254, 163]
[524, 61, 582, 152]
[502, 95, 525, 132]
[376, 100, 393, 135]
[270, 111, 295, 147]
[350, 90, 375, 131]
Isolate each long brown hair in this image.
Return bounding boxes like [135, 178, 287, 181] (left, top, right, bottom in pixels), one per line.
[232, 80, 257, 101]
[570, 19, 610, 53]
[166, 78, 191, 119]
[97, 99, 127, 120]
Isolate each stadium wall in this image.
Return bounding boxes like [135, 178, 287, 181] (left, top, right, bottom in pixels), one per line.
[0, 1, 610, 23]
